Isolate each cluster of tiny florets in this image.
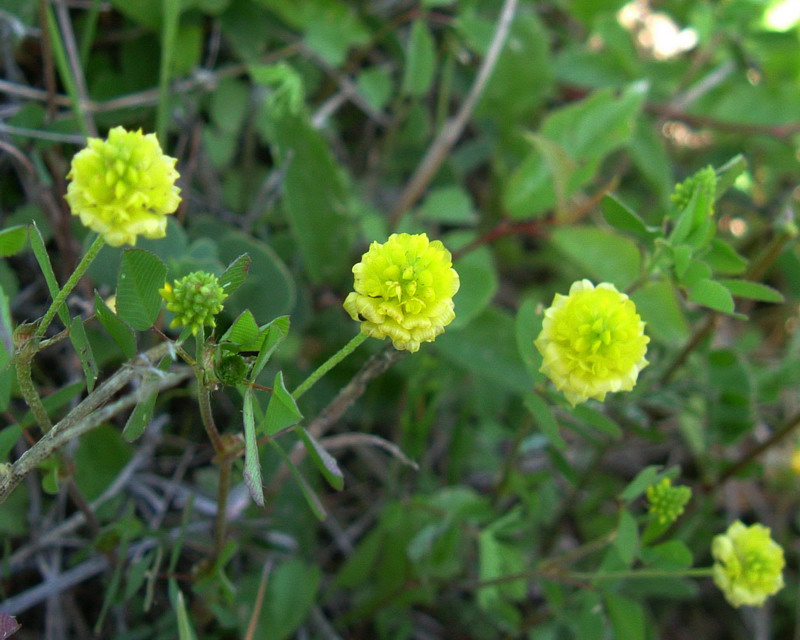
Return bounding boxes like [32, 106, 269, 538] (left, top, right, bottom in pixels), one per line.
[66, 126, 181, 246]
[534, 280, 649, 406]
[159, 272, 227, 335]
[646, 477, 692, 525]
[344, 233, 460, 353]
[670, 165, 716, 215]
[712, 521, 785, 608]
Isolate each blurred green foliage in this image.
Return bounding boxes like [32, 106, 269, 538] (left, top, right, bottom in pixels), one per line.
[1, 0, 800, 638]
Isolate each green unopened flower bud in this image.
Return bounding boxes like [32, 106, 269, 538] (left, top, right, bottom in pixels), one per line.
[216, 353, 250, 386]
[670, 165, 716, 216]
[712, 521, 784, 608]
[646, 477, 691, 525]
[159, 271, 227, 335]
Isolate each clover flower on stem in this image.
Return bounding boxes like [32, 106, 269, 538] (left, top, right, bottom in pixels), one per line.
[343, 233, 460, 353]
[534, 280, 649, 406]
[159, 272, 227, 336]
[712, 521, 785, 608]
[66, 126, 181, 246]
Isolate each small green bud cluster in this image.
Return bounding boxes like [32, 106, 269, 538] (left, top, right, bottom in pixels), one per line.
[159, 271, 228, 335]
[670, 165, 717, 215]
[646, 477, 691, 525]
[216, 353, 250, 386]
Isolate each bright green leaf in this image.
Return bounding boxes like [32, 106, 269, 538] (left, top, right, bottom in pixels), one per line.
[116, 249, 167, 331]
[263, 371, 303, 435]
[523, 392, 566, 450]
[94, 293, 137, 359]
[295, 426, 344, 491]
[219, 253, 251, 296]
[688, 279, 735, 314]
[719, 279, 784, 303]
[69, 316, 98, 392]
[0, 226, 27, 257]
[243, 387, 265, 506]
[402, 20, 436, 96]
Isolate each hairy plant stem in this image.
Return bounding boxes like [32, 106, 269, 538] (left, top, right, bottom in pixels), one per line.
[15, 346, 53, 432]
[292, 332, 368, 400]
[213, 455, 233, 560]
[35, 234, 105, 341]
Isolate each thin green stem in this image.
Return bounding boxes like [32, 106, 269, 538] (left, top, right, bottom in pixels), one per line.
[292, 332, 368, 400]
[15, 349, 53, 433]
[197, 383, 224, 455]
[35, 234, 104, 341]
[213, 455, 232, 560]
[567, 567, 714, 581]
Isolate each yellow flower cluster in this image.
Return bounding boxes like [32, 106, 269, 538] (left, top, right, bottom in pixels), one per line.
[344, 233, 459, 353]
[712, 521, 785, 608]
[646, 477, 691, 525]
[66, 127, 181, 246]
[535, 280, 649, 406]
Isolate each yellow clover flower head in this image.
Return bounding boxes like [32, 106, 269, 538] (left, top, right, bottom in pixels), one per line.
[712, 521, 785, 608]
[646, 477, 692, 525]
[66, 126, 181, 246]
[159, 271, 227, 335]
[534, 280, 649, 406]
[343, 233, 460, 353]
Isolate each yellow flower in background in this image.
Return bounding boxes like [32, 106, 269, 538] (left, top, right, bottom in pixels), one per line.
[343, 233, 460, 353]
[790, 447, 800, 475]
[159, 271, 227, 335]
[66, 126, 181, 246]
[534, 280, 649, 406]
[712, 521, 785, 608]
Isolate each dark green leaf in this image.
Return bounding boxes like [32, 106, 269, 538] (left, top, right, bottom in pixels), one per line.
[571, 405, 622, 439]
[122, 356, 170, 442]
[401, 20, 436, 96]
[604, 592, 645, 640]
[69, 316, 98, 392]
[614, 510, 639, 567]
[221, 310, 260, 350]
[601, 195, 655, 239]
[219, 253, 251, 296]
[263, 371, 303, 435]
[116, 249, 167, 331]
[268, 438, 326, 521]
[0, 225, 27, 257]
[29, 223, 69, 326]
[523, 392, 566, 450]
[0, 425, 21, 462]
[719, 279, 784, 303]
[295, 425, 344, 490]
[688, 279, 735, 314]
[94, 293, 137, 359]
[250, 316, 290, 381]
[515, 298, 544, 383]
[619, 465, 660, 503]
[551, 226, 641, 289]
[243, 387, 265, 506]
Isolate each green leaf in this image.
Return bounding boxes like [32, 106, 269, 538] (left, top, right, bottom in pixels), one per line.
[94, 293, 137, 359]
[402, 20, 436, 96]
[688, 279, 735, 315]
[614, 510, 639, 567]
[295, 425, 344, 490]
[719, 279, 784, 303]
[29, 223, 69, 326]
[601, 195, 655, 239]
[219, 253, 251, 296]
[631, 280, 689, 347]
[268, 438, 326, 521]
[619, 465, 660, 503]
[263, 110, 354, 283]
[714, 154, 747, 199]
[523, 392, 566, 450]
[0, 283, 13, 411]
[243, 387, 265, 506]
[478, 528, 526, 611]
[417, 186, 478, 225]
[175, 589, 198, 640]
[515, 298, 544, 383]
[447, 243, 498, 330]
[74, 425, 132, 501]
[604, 592, 645, 640]
[69, 316, 98, 392]
[550, 226, 641, 289]
[263, 372, 303, 435]
[244, 557, 321, 640]
[435, 306, 531, 394]
[705, 238, 748, 275]
[116, 249, 167, 331]
[640, 540, 693, 569]
[221, 310, 261, 350]
[0, 225, 27, 257]
[250, 316, 290, 381]
[571, 404, 622, 439]
[122, 355, 171, 442]
[0, 425, 21, 462]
